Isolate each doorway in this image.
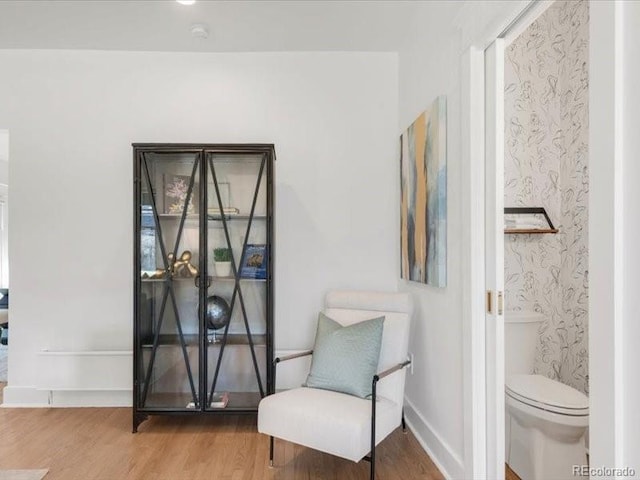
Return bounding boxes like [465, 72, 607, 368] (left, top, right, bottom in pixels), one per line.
[483, 1, 590, 479]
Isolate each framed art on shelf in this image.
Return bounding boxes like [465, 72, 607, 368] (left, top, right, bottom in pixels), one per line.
[240, 244, 267, 279]
[163, 174, 198, 214]
[208, 181, 240, 215]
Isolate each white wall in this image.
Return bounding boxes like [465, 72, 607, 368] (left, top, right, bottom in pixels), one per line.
[0, 131, 8, 289]
[0, 50, 398, 405]
[0, 130, 8, 185]
[622, 0, 640, 472]
[397, 3, 465, 476]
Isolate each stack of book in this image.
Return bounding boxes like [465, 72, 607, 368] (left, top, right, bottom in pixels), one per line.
[505, 216, 546, 230]
[210, 392, 229, 408]
[185, 391, 229, 409]
[207, 207, 240, 215]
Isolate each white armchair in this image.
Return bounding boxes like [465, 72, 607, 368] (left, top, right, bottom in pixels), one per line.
[258, 290, 413, 479]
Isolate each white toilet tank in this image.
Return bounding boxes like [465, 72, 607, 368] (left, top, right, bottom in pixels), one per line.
[505, 311, 544, 375]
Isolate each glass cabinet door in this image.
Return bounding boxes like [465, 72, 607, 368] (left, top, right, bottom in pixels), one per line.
[203, 152, 268, 411]
[136, 151, 202, 410]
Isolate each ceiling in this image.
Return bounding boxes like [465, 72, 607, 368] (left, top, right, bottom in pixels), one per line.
[0, 1, 424, 52]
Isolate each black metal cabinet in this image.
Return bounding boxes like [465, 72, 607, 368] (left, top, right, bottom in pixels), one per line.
[132, 144, 275, 432]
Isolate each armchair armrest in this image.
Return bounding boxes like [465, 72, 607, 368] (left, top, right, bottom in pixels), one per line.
[273, 349, 313, 366]
[270, 350, 313, 395]
[373, 359, 411, 383]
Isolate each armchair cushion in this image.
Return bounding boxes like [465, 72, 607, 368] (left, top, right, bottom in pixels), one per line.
[258, 387, 399, 462]
[304, 312, 384, 398]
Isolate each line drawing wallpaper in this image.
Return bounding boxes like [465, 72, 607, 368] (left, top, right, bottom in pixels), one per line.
[504, 0, 589, 394]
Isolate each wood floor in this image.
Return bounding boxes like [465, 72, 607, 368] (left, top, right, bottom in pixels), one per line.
[506, 464, 521, 480]
[0, 388, 443, 480]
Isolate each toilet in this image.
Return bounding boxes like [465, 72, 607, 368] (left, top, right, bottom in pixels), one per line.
[505, 311, 589, 480]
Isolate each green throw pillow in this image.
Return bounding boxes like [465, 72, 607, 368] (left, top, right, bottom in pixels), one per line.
[304, 312, 384, 398]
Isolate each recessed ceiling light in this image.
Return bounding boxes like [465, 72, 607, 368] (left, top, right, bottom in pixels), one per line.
[176, 0, 196, 5]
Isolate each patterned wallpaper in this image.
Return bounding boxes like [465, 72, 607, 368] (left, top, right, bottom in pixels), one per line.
[504, 0, 589, 394]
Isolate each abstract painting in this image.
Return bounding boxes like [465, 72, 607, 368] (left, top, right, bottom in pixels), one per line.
[400, 96, 447, 287]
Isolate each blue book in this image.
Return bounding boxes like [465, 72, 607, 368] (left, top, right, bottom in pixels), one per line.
[240, 244, 267, 279]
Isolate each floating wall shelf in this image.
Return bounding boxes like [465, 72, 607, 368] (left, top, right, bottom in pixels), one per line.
[504, 207, 558, 234]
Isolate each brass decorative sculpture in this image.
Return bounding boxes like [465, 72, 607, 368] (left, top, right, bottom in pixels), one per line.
[141, 250, 198, 279]
[149, 269, 166, 279]
[141, 268, 167, 280]
[171, 250, 198, 277]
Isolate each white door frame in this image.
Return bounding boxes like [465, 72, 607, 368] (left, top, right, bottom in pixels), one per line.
[459, 1, 552, 478]
[484, 38, 506, 480]
[588, 0, 625, 470]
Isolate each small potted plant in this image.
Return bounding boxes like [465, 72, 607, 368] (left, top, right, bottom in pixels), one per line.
[213, 247, 233, 277]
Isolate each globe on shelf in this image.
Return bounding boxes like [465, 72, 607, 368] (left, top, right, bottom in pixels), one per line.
[204, 295, 231, 331]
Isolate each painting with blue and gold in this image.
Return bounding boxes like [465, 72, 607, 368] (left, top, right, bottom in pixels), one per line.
[400, 96, 447, 287]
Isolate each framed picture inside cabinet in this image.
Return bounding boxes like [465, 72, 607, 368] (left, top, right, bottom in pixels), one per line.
[163, 174, 198, 214]
[207, 182, 239, 215]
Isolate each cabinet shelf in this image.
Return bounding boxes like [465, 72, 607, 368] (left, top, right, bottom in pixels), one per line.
[156, 213, 198, 219]
[141, 333, 267, 348]
[141, 391, 263, 411]
[211, 276, 267, 283]
[154, 213, 266, 221]
[141, 277, 194, 283]
[141, 276, 267, 284]
[208, 215, 266, 221]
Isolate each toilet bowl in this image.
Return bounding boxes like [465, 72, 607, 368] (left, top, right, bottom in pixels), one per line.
[505, 312, 589, 480]
[505, 374, 589, 480]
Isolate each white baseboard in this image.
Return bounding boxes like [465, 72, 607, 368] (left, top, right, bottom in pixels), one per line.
[2, 385, 132, 407]
[47, 389, 131, 407]
[2, 385, 50, 407]
[404, 397, 465, 480]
